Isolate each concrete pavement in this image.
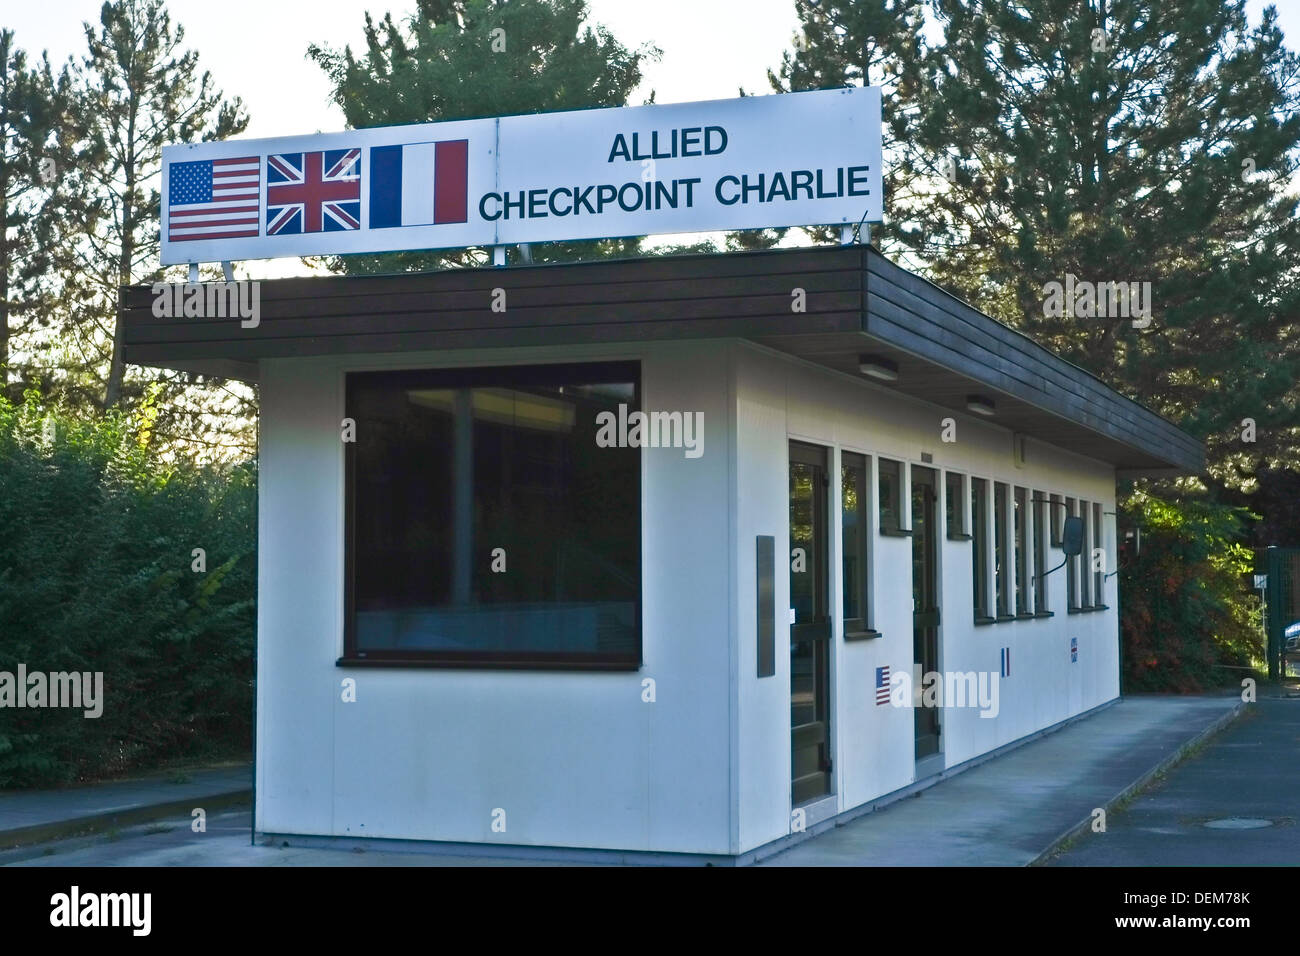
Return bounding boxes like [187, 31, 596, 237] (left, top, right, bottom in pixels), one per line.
[761, 695, 1244, 866]
[0, 763, 250, 850]
[1048, 695, 1300, 865]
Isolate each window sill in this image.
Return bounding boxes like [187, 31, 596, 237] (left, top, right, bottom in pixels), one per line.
[994, 614, 1017, 623]
[946, 532, 973, 541]
[1067, 605, 1109, 615]
[844, 628, 883, 642]
[880, 527, 914, 537]
[974, 616, 997, 626]
[1014, 613, 1036, 620]
[336, 656, 641, 672]
[1033, 611, 1055, 619]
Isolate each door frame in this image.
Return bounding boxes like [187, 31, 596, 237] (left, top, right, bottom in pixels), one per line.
[789, 440, 834, 806]
[911, 464, 944, 769]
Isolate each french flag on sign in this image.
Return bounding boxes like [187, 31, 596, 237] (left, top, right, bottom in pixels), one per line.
[369, 140, 469, 228]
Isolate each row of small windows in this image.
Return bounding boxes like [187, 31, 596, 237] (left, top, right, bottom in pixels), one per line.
[840, 456, 1109, 634]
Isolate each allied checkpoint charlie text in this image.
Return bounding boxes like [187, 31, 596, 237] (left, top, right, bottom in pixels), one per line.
[478, 124, 872, 221]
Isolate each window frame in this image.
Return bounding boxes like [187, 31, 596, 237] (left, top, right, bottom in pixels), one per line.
[946, 471, 970, 540]
[1092, 501, 1106, 608]
[1033, 491, 1050, 615]
[993, 481, 1012, 620]
[841, 451, 878, 639]
[340, 360, 643, 671]
[1065, 497, 1079, 611]
[878, 457, 908, 535]
[972, 477, 992, 623]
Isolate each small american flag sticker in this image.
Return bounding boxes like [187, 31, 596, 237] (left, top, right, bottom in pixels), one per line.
[875, 665, 891, 705]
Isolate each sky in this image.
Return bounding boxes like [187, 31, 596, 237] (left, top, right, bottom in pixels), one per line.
[10, 0, 1292, 139]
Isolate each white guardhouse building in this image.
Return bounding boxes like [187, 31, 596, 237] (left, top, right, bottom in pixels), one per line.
[121, 244, 1203, 862]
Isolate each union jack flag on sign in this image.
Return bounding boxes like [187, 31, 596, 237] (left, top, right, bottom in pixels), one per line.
[266, 149, 361, 235]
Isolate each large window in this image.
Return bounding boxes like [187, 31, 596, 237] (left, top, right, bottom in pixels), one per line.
[972, 478, 990, 621]
[994, 481, 1010, 618]
[1013, 486, 1028, 615]
[344, 362, 641, 668]
[842, 452, 872, 635]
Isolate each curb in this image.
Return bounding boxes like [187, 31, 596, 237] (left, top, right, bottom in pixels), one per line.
[0, 789, 251, 852]
[1027, 699, 1248, 866]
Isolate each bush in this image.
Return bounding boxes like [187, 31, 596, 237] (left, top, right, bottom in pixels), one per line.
[0, 391, 254, 787]
[1119, 491, 1261, 692]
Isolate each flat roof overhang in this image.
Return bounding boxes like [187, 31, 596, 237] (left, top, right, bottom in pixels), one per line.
[120, 245, 1203, 475]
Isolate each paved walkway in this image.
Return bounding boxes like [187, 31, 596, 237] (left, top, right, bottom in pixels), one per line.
[0, 764, 250, 849]
[761, 695, 1243, 866]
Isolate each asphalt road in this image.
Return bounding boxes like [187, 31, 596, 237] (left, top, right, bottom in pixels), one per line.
[1049, 696, 1300, 866]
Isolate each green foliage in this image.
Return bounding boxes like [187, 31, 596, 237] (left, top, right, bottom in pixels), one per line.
[0, 391, 254, 787]
[308, 0, 658, 274]
[1119, 490, 1261, 692]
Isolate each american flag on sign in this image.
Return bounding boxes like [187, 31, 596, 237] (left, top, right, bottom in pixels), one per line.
[167, 157, 260, 242]
[266, 149, 361, 235]
[875, 665, 891, 705]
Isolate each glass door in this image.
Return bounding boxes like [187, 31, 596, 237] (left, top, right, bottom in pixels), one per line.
[790, 441, 831, 804]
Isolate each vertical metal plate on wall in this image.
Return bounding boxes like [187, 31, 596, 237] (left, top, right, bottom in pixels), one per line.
[757, 535, 775, 678]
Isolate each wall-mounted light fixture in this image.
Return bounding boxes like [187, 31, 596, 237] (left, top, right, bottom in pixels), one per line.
[858, 355, 899, 381]
[966, 394, 996, 416]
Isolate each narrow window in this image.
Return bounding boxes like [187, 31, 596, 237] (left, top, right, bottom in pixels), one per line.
[878, 458, 902, 533]
[994, 482, 1010, 618]
[972, 478, 990, 621]
[1033, 491, 1048, 613]
[1079, 501, 1092, 608]
[842, 452, 871, 634]
[1050, 493, 1064, 546]
[946, 471, 967, 539]
[1066, 497, 1078, 611]
[1013, 489, 1024, 616]
[1093, 502, 1105, 607]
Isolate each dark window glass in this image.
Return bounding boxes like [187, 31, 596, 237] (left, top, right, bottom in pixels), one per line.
[1014, 487, 1028, 614]
[345, 362, 641, 668]
[878, 458, 901, 532]
[1050, 494, 1064, 546]
[1066, 497, 1078, 610]
[1093, 502, 1105, 606]
[946, 471, 965, 537]
[1033, 491, 1047, 612]
[972, 478, 989, 619]
[994, 482, 1009, 617]
[842, 453, 870, 627]
[1079, 501, 1092, 608]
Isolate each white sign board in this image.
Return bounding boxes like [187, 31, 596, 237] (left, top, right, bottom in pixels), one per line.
[159, 87, 882, 266]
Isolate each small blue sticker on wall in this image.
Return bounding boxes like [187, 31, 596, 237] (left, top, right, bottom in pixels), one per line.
[1070, 637, 1078, 663]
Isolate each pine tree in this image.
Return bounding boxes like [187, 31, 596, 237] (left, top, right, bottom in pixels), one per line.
[63, 0, 248, 411]
[901, 0, 1300, 492]
[308, 0, 659, 273]
[768, 0, 934, 257]
[0, 31, 70, 402]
